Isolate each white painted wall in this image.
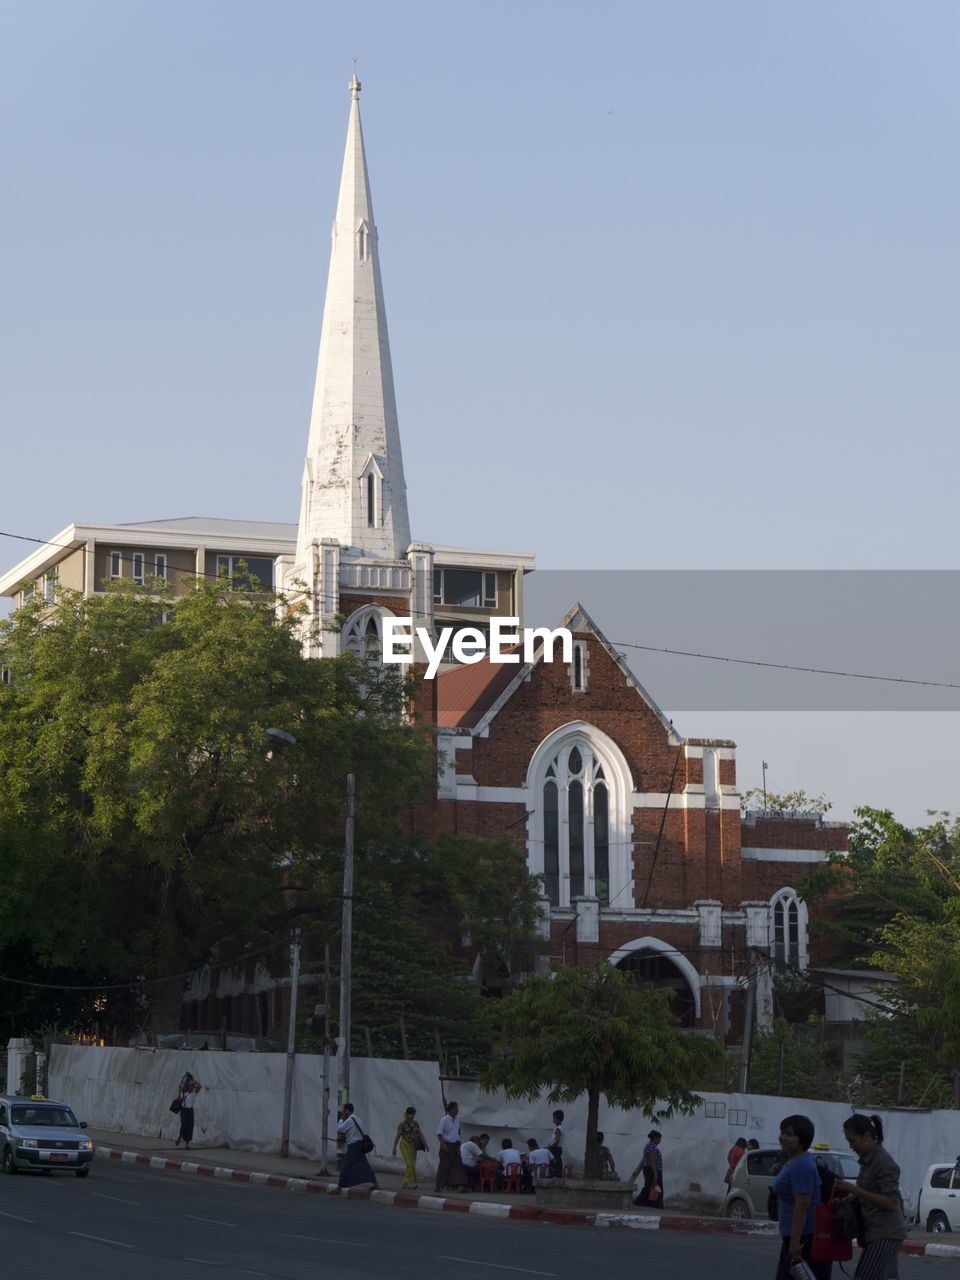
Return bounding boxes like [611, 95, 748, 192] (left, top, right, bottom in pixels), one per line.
[48, 1045, 955, 1208]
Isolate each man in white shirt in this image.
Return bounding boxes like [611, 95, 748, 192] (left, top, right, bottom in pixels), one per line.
[494, 1136, 522, 1190]
[526, 1137, 553, 1171]
[496, 1137, 523, 1167]
[460, 1133, 489, 1189]
[434, 1101, 467, 1193]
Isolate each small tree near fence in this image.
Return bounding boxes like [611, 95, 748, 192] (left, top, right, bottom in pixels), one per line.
[480, 963, 721, 1180]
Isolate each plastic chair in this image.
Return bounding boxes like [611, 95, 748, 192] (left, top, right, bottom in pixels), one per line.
[502, 1162, 523, 1194]
[532, 1162, 552, 1180]
[562, 1163, 573, 1179]
[478, 1161, 497, 1193]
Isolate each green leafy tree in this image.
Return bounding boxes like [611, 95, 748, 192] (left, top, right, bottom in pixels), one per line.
[304, 833, 544, 1069]
[0, 579, 546, 1048]
[748, 1017, 841, 1098]
[480, 963, 720, 1179]
[798, 807, 960, 1103]
[741, 788, 832, 817]
[0, 579, 429, 1035]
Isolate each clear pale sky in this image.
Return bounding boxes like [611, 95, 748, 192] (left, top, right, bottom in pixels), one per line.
[3, 2, 958, 823]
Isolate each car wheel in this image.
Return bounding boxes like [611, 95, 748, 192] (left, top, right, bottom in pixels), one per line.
[726, 1198, 750, 1219]
[927, 1211, 951, 1234]
[2, 1146, 17, 1175]
[75, 1168, 90, 1179]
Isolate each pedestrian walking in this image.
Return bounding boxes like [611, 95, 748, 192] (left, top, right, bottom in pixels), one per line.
[772, 1113, 831, 1280]
[631, 1130, 664, 1208]
[834, 1114, 906, 1279]
[391, 1105, 427, 1190]
[174, 1072, 201, 1150]
[434, 1100, 468, 1192]
[725, 1136, 748, 1188]
[335, 1102, 377, 1190]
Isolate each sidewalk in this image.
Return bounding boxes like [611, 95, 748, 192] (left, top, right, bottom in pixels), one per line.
[88, 1128, 960, 1259]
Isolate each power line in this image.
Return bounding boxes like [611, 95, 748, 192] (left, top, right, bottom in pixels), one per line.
[610, 638, 960, 692]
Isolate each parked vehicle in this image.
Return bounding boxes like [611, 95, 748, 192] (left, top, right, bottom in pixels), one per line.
[0, 1095, 95, 1176]
[917, 1162, 960, 1233]
[722, 1144, 859, 1220]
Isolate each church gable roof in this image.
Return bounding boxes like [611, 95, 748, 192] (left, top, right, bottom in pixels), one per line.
[435, 602, 682, 744]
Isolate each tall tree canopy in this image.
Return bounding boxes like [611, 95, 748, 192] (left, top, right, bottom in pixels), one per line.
[0, 581, 539, 1043]
[481, 963, 720, 1179]
[800, 807, 960, 1106]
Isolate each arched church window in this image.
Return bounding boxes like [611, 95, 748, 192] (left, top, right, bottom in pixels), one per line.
[536, 740, 616, 909]
[342, 606, 385, 661]
[367, 473, 375, 527]
[770, 888, 806, 968]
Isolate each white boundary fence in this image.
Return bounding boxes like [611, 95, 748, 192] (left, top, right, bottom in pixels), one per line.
[49, 1043, 960, 1209]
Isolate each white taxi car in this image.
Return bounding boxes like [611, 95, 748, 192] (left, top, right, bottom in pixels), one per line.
[0, 1095, 95, 1176]
[916, 1162, 960, 1233]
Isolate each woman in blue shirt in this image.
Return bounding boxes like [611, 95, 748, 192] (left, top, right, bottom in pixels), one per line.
[772, 1114, 831, 1280]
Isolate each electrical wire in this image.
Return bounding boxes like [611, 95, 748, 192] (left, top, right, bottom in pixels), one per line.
[609, 638, 960, 692]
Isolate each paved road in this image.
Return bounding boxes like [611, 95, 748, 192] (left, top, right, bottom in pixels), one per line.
[0, 1161, 955, 1279]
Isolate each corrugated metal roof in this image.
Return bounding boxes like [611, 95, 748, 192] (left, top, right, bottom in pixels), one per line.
[116, 517, 297, 540]
[435, 657, 519, 729]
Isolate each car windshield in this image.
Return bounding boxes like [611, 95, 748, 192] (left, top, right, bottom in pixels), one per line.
[11, 1105, 78, 1127]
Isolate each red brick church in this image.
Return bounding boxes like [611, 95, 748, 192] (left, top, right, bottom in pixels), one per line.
[266, 77, 847, 1038]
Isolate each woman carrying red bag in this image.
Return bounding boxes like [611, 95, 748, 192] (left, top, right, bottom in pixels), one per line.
[834, 1115, 907, 1280]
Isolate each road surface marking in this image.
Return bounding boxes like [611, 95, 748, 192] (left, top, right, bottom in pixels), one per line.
[93, 1192, 140, 1205]
[283, 1233, 368, 1247]
[0, 1210, 35, 1223]
[437, 1260, 557, 1277]
[69, 1231, 135, 1249]
[185, 1214, 236, 1227]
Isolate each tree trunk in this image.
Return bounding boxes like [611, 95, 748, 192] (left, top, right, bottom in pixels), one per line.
[582, 1082, 601, 1179]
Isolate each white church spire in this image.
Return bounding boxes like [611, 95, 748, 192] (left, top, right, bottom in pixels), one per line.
[296, 75, 411, 562]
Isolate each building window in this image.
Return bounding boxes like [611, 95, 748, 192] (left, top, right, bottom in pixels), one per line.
[215, 555, 274, 591]
[110, 550, 122, 579]
[367, 472, 376, 527]
[538, 739, 614, 908]
[153, 554, 167, 582]
[43, 566, 59, 604]
[132, 553, 145, 585]
[342, 606, 384, 660]
[571, 641, 588, 692]
[770, 888, 807, 969]
[21, 583, 35, 606]
[432, 568, 498, 609]
[1, 665, 11, 685]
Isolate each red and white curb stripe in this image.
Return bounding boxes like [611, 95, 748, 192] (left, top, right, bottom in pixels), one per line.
[98, 1149, 959, 1254]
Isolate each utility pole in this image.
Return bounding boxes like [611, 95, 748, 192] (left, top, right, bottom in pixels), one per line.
[280, 927, 302, 1157]
[317, 943, 333, 1175]
[739, 951, 757, 1094]
[337, 773, 355, 1106]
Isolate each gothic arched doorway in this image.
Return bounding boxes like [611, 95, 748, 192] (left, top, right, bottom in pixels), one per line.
[611, 940, 699, 1029]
